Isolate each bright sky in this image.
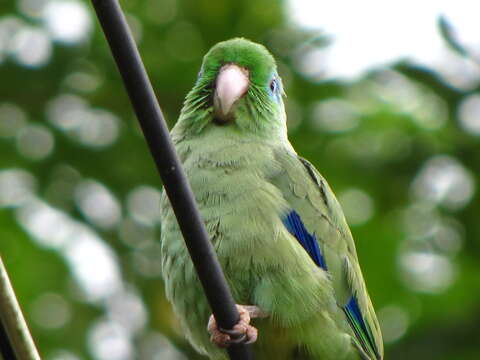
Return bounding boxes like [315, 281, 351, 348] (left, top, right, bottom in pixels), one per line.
[7, 0, 479, 87]
[288, 0, 480, 82]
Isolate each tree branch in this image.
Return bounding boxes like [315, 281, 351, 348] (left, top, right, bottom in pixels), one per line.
[0, 256, 41, 360]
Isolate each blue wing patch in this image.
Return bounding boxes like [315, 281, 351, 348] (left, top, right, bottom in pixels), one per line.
[282, 210, 327, 270]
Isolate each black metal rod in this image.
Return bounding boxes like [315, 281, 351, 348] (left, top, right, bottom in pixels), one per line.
[89, 1, 253, 359]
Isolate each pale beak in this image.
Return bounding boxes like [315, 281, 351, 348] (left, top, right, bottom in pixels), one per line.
[213, 64, 249, 120]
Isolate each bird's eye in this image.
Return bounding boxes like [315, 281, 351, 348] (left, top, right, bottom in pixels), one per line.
[270, 79, 277, 93]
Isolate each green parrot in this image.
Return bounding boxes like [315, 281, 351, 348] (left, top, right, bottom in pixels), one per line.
[160, 38, 384, 360]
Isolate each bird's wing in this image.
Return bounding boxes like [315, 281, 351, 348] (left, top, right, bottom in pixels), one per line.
[272, 149, 384, 360]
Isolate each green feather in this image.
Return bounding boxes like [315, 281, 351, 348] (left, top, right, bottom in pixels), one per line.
[160, 38, 383, 360]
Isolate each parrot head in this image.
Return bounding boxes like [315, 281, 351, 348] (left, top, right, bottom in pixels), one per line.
[178, 38, 286, 135]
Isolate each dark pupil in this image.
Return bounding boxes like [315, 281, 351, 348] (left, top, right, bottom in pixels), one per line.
[270, 79, 276, 92]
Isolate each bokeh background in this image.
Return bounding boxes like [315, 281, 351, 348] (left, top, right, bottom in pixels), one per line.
[1, 0, 479, 359]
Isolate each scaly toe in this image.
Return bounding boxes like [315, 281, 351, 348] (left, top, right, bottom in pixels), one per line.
[244, 325, 258, 344]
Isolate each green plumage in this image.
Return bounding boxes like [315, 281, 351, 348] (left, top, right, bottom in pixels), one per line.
[160, 38, 383, 360]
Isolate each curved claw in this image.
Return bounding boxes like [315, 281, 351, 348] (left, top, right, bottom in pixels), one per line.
[219, 327, 245, 337]
[227, 333, 247, 345]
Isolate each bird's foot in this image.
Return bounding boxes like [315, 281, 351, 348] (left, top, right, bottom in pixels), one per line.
[207, 304, 267, 348]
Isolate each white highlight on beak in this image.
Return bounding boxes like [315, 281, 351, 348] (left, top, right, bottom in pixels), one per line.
[214, 64, 249, 118]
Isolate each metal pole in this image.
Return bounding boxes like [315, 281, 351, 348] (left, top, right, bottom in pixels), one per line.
[0, 257, 41, 360]
[89, 1, 253, 359]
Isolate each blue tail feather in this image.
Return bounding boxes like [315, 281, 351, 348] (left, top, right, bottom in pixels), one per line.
[344, 295, 379, 359]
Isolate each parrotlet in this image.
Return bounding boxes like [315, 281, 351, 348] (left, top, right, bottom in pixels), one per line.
[160, 38, 384, 360]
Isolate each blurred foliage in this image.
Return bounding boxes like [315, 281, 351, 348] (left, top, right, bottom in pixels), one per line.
[1, 0, 480, 360]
